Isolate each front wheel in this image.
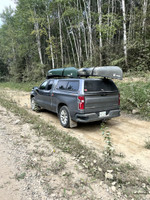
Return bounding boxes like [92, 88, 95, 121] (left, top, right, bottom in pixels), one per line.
[59, 106, 70, 128]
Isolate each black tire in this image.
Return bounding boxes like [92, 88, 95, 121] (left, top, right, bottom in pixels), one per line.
[59, 106, 70, 128]
[31, 97, 40, 112]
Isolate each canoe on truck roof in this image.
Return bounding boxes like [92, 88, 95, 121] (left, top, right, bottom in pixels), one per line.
[78, 66, 123, 80]
[47, 67, 78, 78]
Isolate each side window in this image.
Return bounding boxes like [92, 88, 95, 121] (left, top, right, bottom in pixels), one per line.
[39, 80, 49, 90]
[56, 80, 68, 90]
[47, 80, 53, 90]
[67, 81, 79, 91]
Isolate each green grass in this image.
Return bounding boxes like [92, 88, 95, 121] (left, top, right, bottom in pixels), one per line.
[116, 81, 150, 120]
[0, 81, 42, 92]
[144, 139, 150, 150]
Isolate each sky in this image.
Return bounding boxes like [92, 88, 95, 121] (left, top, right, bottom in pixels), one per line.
[0, 0, 16, 25]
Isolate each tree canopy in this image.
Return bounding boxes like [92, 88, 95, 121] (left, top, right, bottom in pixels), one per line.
[0, 0, 149, 81]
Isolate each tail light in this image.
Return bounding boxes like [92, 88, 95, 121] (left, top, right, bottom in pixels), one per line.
[78, 96, 85, 110]
[118, 93, 120, 105]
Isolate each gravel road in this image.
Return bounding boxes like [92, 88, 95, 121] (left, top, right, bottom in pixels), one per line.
[0, 105, 125, 200]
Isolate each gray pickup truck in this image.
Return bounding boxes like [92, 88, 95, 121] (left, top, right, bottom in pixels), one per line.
[30, 66, 122, 128]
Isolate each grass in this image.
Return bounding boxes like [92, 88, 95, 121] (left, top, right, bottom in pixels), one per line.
[0, 81, 42, 92]
[15, 172, 26, 181]
[0, 94, 150, 199]
[116, 81, 150, 120]
[144, 139, 150, 150]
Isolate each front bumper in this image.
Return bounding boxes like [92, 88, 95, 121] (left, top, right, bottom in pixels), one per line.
[75, 109, 120, 123]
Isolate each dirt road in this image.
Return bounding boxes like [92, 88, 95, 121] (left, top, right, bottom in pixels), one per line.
[2, 89, 150, 176]
[0, 101, 127, 200]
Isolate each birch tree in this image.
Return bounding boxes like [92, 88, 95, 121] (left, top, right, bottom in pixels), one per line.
[63, 17, 77, 67]
[121, 0, 128, 67]
[97, 0, 103, 66]
[33, 8, 43, 66]
[58, 4, 64, 67]
[142, 0, 148, 34]
[47, 14, 55, 69]
[83, 0, 93, 63]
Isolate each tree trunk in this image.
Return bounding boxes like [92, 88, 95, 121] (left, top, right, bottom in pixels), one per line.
[122, 0, 128, 68]
[128, 0, 134, 42]
[97, 0, 103, 66]
[83, 0, 93, 61]
[58, 5, 64, 67]
[68, 18, 80, 68]
[47, 15, 55, 69]
[77, 0, 82, 68]
[87, 0, 93, 63]
[107, 0, 110, 42]
[142, 0, 148, 34]
[82, 21, 89, 60]
[33, 8, 43, 67]
[63, 18, 77, 67]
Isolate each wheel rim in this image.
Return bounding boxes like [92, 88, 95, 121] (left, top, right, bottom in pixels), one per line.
[60, 109, 68, 125]
[31, 98, 35, 110]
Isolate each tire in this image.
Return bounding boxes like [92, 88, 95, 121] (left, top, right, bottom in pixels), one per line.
[31, 97, 40, 112]
[59, 106, 70, 128]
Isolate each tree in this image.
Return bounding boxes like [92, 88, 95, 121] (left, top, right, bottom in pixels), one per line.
[122, 0, 128, 68]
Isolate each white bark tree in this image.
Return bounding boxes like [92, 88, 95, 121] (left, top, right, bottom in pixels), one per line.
[142, 0, 148, 34]
[58, 5, 64, 67]
[63, 18, 77, 67]
[33, 8, 43, 66]
[47, 15, 55, 69]
[83, 0, 93, 62]
[68, 18, 80, 68]
[87, 0, 93, 62]
[122, 0, 128, 67]
[97, 0, 103, 66]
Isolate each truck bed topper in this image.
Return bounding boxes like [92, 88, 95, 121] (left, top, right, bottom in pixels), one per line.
[47, 66, 123, 80]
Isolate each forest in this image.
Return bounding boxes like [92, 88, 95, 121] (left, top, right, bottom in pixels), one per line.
[0, 0, 149, 82]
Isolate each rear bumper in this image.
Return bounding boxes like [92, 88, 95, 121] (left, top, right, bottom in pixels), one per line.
[75, 109, 120, 123]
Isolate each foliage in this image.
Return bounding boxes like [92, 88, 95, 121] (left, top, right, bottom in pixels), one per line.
[101, 123, 114, 161]
[0, 0, 149, 81]
[144, 138, 150, 149]
[117, 81, 150, 120]
[128, 40, 150, 71]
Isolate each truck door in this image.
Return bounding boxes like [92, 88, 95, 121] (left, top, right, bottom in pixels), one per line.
[35, 80, 54, 110]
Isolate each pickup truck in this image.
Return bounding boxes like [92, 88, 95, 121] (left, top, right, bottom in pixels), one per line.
[31, 67, 122, 128]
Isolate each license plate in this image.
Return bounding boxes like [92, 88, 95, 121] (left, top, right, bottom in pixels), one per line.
[99, 111, 106, 117]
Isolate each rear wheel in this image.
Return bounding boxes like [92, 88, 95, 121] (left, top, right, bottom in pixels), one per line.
[31, 97, 40, 112]
[59, 106, 70, 128]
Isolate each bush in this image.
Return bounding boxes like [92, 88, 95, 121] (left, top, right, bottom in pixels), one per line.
[117, 81, 150, 120]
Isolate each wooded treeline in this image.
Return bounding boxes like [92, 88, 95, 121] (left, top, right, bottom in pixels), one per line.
[0, 0, 149, 81]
